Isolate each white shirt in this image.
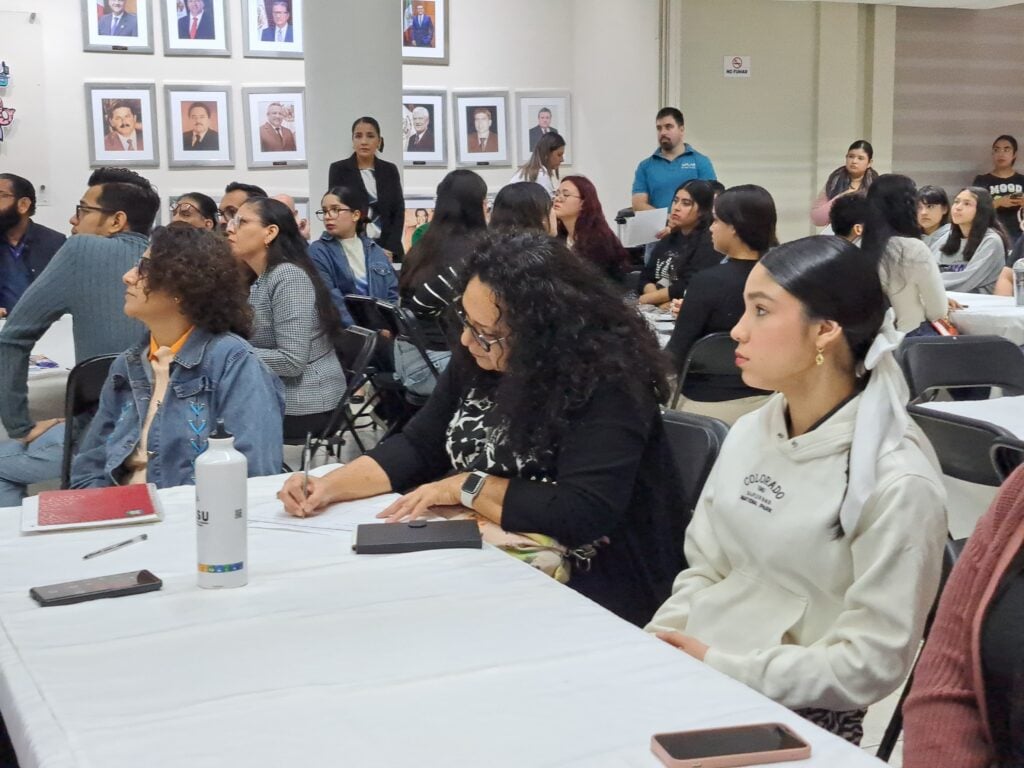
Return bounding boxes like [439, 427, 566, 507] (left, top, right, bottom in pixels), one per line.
[508, 166, 556, 198]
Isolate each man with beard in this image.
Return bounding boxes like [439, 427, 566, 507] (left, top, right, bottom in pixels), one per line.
[631, 107, 716, 212]
[0, 174, 65, 317]
[0, 168, 158, 451]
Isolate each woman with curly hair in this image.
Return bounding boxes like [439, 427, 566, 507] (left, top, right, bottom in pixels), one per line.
[227, 196, 346, 438]
[278, 231, 685, 626]
[69, 223, 285, 489]
[554, 174, 631, 284]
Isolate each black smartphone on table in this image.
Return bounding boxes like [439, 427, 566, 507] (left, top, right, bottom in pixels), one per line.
[30, 569, 162, 607]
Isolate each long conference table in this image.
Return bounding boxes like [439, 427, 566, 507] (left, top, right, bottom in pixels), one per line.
[0, 469, 882, 767]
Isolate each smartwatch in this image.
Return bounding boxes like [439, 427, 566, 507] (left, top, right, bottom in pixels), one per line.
[460, 470, 488, 509]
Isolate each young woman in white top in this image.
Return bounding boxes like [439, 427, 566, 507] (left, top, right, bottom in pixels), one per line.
[937, 187, 1008, 294]
[916, 185, 951, 253]
[860, 174, 948, 337]
[507, 132, 565, 198]
[646, 235, 947, 745]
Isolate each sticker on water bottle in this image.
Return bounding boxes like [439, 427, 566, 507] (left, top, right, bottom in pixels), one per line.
[197, 562, 245, 573]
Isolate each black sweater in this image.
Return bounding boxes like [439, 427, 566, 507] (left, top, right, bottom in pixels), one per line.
[368, 360, 686, 626]
[643, 228, 723, 299]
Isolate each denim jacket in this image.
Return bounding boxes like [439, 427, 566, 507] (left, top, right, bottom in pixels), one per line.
[71, 329, 285, 489]
[309, 233, 399, 326]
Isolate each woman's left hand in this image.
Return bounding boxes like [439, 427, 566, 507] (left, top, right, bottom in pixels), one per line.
[655, 631, 709, 661]
[377, 474, 464, 522]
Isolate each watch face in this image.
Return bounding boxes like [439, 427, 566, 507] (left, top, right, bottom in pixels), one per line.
[462, 473, 485, 495]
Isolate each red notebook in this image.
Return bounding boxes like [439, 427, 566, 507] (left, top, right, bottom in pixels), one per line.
[22, 484, 164, 533]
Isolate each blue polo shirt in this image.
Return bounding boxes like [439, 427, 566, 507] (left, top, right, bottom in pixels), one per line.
[632, 144, 717, 209]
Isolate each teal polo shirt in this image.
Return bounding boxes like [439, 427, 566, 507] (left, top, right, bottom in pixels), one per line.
[632, 144, 717, 209]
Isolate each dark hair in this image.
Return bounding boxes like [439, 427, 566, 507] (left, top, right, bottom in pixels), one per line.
[0, 173, 36, 216]
[713, 184, 779, 255]
[146, 223, 253, 337]
[860, 173, 920, 262]
[916, 184, 950, 218]
[762, 235, 886, 369]
[829, 194, 869, 239]
[556, 175, 630, 282]
[458, 231, 670, 456]
[515, 131, 566, 184]
[104, 99, 139, 122]
[940, 187, 1009, 260]
[351, 116, 383, 152]
[993, 134, 1018, 155]
[187, 102, 212, 118]
[490, 182, 551, 233]
[244, 197, 343, 344]
[824, 140, 879, 199]
[87, 167, 160, 236]
[674, 179, 716, 231]
[177, 192, 218, 225]
[708, 180, 726, 197]
[400, 169, 488, 294]
[415, 208, 428, 217]
[656, 106, 684, 126]
[224, 181, 267, 199]
[537, 108, 552, 117]
[323, 185, 369, 236]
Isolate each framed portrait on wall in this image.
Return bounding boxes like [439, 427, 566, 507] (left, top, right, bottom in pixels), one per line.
[242, 86, 307, 169]
[162, 0, 230, 57]
[401, 0, 448, 66]
[453, 91, 510, 168]
[402, 192, 435, 253]
[165, 85, 233, 167]
[242, 0, 303, 59]
[515, 90, 572, 166]
[402, 90, 447, 167]
[82, 0, 154, 53]
[85, 83, 159, 168]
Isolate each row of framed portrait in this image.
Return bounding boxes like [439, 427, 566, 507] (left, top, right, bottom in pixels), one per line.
[402, 90, 572, 169]
[82, 0, 304, 58]
[82, 0, 452, 63]
[86, 83, 307, 169]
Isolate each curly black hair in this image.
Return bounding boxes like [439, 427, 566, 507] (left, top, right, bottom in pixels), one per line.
[146, 223, 253, 337]
[458, 230, 670, 457]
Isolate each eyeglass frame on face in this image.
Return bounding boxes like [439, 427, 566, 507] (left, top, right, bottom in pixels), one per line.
[134, 255, 152, 280]
[74, 203, 115, 221]
[170, 202, 200, 218]
[552, 189, 580, 201]
[453, 296, 509, 353]
[225, 213, 258, 232]
[671, 195, 696, 208]
[315, 206, 354, 221]
[218, 206, 238, 223]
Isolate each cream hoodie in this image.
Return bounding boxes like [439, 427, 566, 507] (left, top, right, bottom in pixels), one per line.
[646, 393, 947, 712]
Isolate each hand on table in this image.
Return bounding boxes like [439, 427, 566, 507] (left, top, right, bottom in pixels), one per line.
[19, 418, 63, 446]
[655, 630, 709, 662]
[377, 474, 463, 523]
[948, 297, 967, 311]
[278, 473, 331, 518]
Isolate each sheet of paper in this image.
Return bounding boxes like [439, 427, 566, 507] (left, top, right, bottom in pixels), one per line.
[620, 207, 669, 247]
[248, 493, 402, 534]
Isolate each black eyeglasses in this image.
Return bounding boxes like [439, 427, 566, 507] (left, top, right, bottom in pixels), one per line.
[453, 297, 508, 353]
[170, 202, 198, 217]
[136, 256, 152, 279]
[75, 203, 114, 220]
[315, 206, 353, 221]
[218, 206, 238, 222]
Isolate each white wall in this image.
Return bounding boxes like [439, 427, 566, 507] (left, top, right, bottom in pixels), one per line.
[402, 0, 661, 218]
[0, 0, 309, 234]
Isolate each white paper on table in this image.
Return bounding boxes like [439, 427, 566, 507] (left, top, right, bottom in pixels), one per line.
[248, 493, 402, 535]
[620, 207, 669, 247]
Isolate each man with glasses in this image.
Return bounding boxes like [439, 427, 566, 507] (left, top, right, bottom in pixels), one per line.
[217, 181, 266, 232]
[0, 174, 66, 318]
[0, 167, 158, 452]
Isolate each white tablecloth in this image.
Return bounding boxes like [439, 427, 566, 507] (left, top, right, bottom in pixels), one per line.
[918, 395, 1024, 439]
[948, 291, 1024, 345]
[0, 471, 881, 768]
[0, 314, 75, 441]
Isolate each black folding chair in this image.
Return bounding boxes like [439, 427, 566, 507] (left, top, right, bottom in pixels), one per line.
[908, 404, 1014, 487]
[61, 354, 118, 488]
[375, 301, 443, 383]
[282, 326, 378, 467]
[670, 332, 748, 409]
[898, 335, 1024, 403]
[659, 409, 729, 534]
[991, 435, 1024, 483]
[876, 537, 966, 761]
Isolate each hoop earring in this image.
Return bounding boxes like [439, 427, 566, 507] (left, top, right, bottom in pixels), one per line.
[815, 348, 825, 366]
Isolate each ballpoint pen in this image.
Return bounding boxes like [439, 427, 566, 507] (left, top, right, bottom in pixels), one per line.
[82, 533, 148, 560]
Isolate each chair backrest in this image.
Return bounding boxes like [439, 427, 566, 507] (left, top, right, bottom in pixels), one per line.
[670, 332, 743, 408]
[991, 435, 1024, 483]
[660, 409, 729, 526]
[908, 404, 1014, 486]
[899, 335, 1024, 402]
[375, 301, 442, 379]
[343, 294, 391, 333]
[61, 354, 118, 488]
[335, 325, 378, 384]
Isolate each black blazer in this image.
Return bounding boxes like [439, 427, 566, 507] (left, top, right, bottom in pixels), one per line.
[21, 221, 67, 282]
[327, 154, 405, 260]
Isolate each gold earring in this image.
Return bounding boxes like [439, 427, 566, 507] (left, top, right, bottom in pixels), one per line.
[815, 348, 825, 366]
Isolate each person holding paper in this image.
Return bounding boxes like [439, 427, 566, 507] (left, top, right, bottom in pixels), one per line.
[279, 231, 685, 627]
[553, 175, 631, 285]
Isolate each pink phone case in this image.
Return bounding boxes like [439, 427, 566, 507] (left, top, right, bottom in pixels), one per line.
[651, 722, 811, 768]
